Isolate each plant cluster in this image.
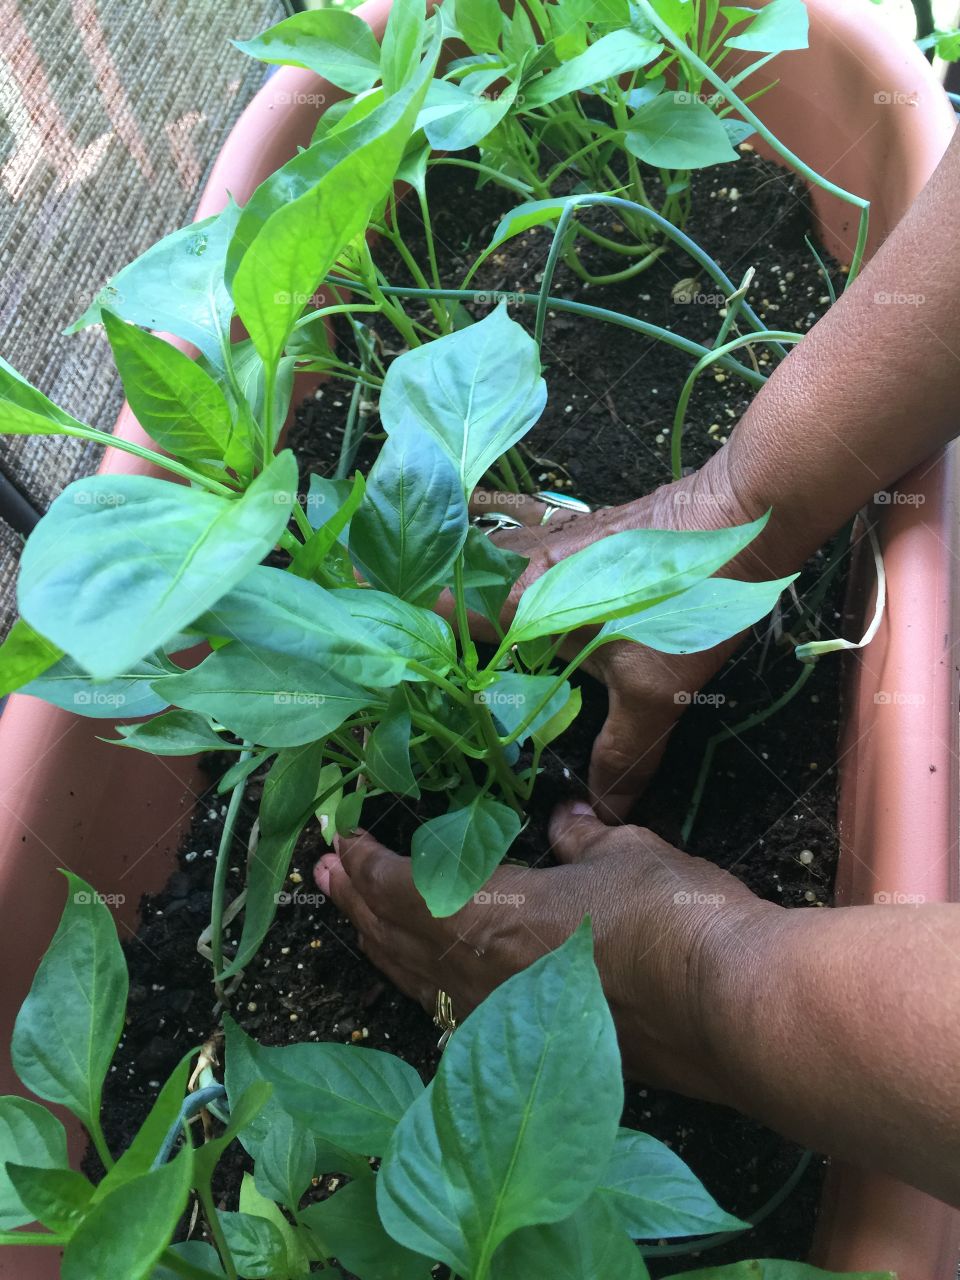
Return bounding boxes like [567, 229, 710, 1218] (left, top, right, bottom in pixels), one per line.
[0, 1, 889, 1274]
[0, 877, 894, 1280]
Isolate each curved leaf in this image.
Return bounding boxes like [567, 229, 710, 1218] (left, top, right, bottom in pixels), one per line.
[18, 451, 298, 680]
[234, 10, 382, 92]
[411, 795, 520, 917]
[0, 1099, 68, 1230]
[625, 93, 739, 169]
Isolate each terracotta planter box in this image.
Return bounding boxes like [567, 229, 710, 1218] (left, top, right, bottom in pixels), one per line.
[0, 1, 956, 1275]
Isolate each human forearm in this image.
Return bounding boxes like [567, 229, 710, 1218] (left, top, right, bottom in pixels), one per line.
[690, 126, 960, 580]
[701, 902, 960, 1205]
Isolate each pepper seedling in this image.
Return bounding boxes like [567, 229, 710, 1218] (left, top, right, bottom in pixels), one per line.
[4, 303, 792, 981]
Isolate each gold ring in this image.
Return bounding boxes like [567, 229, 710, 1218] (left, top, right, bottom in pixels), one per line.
[434, 989, 457, 1051]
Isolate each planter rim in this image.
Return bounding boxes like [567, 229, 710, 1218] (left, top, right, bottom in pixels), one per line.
[0, 3, 957, 1277]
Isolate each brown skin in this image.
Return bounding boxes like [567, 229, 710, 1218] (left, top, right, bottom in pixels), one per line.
[316, 127, 960, 1206]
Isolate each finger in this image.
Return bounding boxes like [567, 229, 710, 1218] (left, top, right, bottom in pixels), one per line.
[468, 489, 549, 527]
[313, 852, 381, 939]
[548, 799, 616, 863]
[589, 684, 680, 824]
[335, 829, 416, 917]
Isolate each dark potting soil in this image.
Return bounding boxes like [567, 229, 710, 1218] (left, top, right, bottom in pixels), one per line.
[94, 150, 848, 1272]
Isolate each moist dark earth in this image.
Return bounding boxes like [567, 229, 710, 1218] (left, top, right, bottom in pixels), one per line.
[94, 150, 851, 1273]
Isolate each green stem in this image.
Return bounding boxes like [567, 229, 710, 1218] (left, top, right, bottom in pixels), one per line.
[89, 1118, 114, 1172]
[260, 363, 277, 470]
[566, 241, 668, 286]
[197, 1184, 239, 1280]
[681, 664, 815, 845]
[0, 1232, 68, 1246]
[39, 422, 236, 495]
[671, 330, 802, 480]
[637, 0, 871, 284]
[453, 558, 479, 674]
[575, 222, 655, 256]
[210, 745, 252, 995]
[431, 157, 536, 197]
[324, 278, 767, 389]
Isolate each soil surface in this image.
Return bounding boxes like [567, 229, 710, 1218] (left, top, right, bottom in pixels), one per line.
[94, 150, 848, 1273]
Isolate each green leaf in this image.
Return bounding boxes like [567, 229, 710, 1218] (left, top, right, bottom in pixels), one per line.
[220, 1209, 289, 1279]
[234, 10, 382, 91]
[379, 303, 546, 494]
[599, 1129, 746, 1238]
[725, 0, 809, 53]
[522, 30, 661, 108]
[487, 194, 588, 254]
[0, 355, 91, 436]
[0, 619, 62, 696]
[453, 0, 504, 52]
[22, 652, 171, 719]
[97, 1053, 195, 1196]
[102, 311, 238, 468]
[458, 527, 528, 627]
[5, 1165, 94, 1235]
[478, 671, 571, 745]
[380, 0, 427, 95]
[301, 1179, 434, 1279]
[245, 1037, 425, 1156]
[240, 1172, 309, 1276]
[490, 1193, 649, 1278]
[625, 92, 739, 169]
[378, 922, 622, 1276]
[366, 699, 420, 797]
[504, 516, 768, 645]
[12, 872, 127, 1134]
[224, 1016, 373, 1188]
[411, 796, 520, 917]
[645, 0, 693, 37]
[350, 429, 468, 607]
[68, 202, 241, 369]
[161, 647, 373, 750]
[532, 684, 581, 751]
[109, 709, 232, 755]
[595, 575, 795, 654]
[222, 742, 326, 980]
[233, 44, 437, 365]
[191, 1083, 274, 1188]
[336, 589, 457, 682]
[151, 1242, 226, 1279]
[61, 1146, 193, 1280]
[18, 450, 297, 680]
[291, 472, 365, 581]
[422, 75, 520, 151]
[0, 1099, 68, 1229]
[666, 1266, 894, 1280]
[197, 564, 413, 687]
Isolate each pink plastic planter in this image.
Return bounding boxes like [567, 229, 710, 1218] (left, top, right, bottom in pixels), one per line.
[0, 1, 956, 1275]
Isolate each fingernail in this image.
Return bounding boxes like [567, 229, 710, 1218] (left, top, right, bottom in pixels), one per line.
[569, 800, 594, 816]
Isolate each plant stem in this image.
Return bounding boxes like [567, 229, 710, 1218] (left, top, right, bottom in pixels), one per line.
[671, 330, 802, 479]
[681, 663, 815, 844]
[210, 747, 252, 997]
[325, 279, 767, 390]
[197, 1184, 239, 1280]
[637, 0, 871, 284]
[89, 1118, 114, 1171]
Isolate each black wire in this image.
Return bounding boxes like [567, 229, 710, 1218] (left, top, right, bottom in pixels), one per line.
[0, 466, 41, 536]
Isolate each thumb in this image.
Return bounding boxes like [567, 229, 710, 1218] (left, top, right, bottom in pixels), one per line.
[589, 684, 680, 823]
[548, 799, 616, 863]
